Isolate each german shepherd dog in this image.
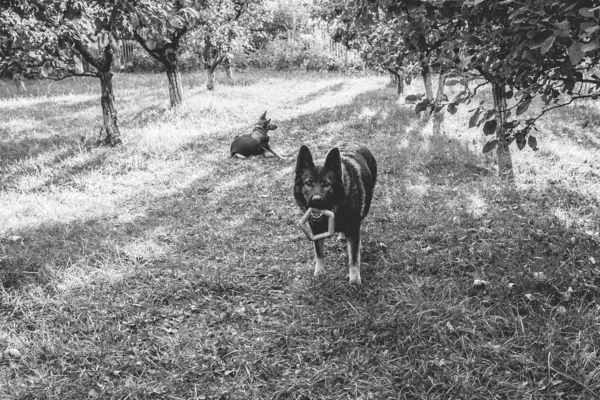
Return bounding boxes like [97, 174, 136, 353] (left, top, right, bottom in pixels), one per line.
[294, 143, 377, 284]
[230, 111, 285, 160]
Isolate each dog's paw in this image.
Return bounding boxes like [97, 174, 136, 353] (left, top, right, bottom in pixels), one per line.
[348, 267, 362, 285]
[314, 258, 325, 276]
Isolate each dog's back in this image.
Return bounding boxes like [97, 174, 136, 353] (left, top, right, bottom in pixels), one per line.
[337, 143, 377, 220]
[230, 111, 279, 158]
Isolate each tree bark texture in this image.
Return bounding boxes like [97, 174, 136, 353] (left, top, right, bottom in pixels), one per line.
[492, 82, 514, 181]
[167, 66, 183, 107]
[99, 70, 122, 146]
[422, 63, 434, 100]
[223, 56, 233, 82]
[432, 73, 446, 135]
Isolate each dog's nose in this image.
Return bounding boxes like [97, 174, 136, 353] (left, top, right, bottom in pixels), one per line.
[310, 195, 325, 207]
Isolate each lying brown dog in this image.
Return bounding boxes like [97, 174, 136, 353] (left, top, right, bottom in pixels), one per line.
[230, 111, 286, 160]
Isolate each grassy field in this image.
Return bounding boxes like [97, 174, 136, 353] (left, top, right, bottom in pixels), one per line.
[1, 69, 599, 399]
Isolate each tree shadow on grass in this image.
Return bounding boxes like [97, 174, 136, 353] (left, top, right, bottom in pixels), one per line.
[295, 82, 347, 105]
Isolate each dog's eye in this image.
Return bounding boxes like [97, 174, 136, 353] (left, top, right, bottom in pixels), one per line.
[322, 181, 331, 188]
[304, 180, 313, 187]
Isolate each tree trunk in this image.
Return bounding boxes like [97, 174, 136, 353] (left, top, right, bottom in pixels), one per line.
[205, 65, 216, 91]
[421, 63, 434, 120]
[432, 73, 446, 135]
[422, 63, 434, 100]
[98, 70, 122, 146]
[166, 66, 183, 108]
[223, 56, 233, 82]
[397, 74, 404, 95]
[492, 82, 514, 181]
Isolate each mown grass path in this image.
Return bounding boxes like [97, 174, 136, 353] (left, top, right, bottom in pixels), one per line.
[1, 71, 600, 399]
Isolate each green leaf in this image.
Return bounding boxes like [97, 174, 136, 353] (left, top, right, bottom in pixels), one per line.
[569, 42, 585, 65]
[40, 62, 53, 78]
[503, 120, 520, 129]
[146, 37, 157, 50]
[516, 99, 531, 116]
[95, 17, 105, 31]
[554, 20, 571, 38]
[541, 35, 555, 54]
[579, 8, 594, 17]
[483, 120, 497, 135]
[445, 79, 460, 86]
[405, 94, 419, 102]
[505, 89, 514, 99]
[482, 139, 498, 153]
[170, 17, 183, 29]
[582, 41, 599, 52]
[448, 103, 458, 115]
[528, 135, 538, 150]
[98, 33, 110, 48]
[469, 110, 480, 128]
[415, 99, 431, 114]
[531, 31, 552, 49]
[516, 135, 526, 150]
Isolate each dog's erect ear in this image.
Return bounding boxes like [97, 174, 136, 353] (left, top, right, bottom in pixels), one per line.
[260, 111, 267, 120]
[324, 147, 343, 179]
[295, 145, 314, 175]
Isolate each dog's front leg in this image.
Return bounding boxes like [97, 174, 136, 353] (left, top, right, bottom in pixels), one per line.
[262, 144, 286, 160]
[346, 230, 361, 284]
[313, 239, 325, 276]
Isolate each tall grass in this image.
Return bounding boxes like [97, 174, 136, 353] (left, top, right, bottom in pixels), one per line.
[0, 70, 599, 399]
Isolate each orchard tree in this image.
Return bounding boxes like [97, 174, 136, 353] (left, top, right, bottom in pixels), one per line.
[1, 0, 129, 146]
[190, 0, 271, 90]
[323, 0, 600, 179]
[440, 0, 600, 180]
[320, 0, 462, 101]
[128, 0, 198, 107]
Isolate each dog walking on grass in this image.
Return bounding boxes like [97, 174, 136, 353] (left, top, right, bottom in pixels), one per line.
[230, 111, 286, 160]
[294, 143, 377, 284]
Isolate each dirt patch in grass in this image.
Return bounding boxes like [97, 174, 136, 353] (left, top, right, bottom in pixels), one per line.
[1, 71, 600, 399]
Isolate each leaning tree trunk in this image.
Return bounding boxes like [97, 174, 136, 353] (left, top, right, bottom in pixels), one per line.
[166, 66, 183, 107]
[492, 82, 514, 181]
[98, 70, 122, 146]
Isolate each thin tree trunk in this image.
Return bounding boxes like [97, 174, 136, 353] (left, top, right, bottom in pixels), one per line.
[422, 63, 434, 100]
[98, 70, 122, 146]
[223, 56, 233, 82]
[492, 82, 514, 181]
[432, 73, 446, 135]
[421, 63, 434, 120]
[205, 65, 215, 91]
[166, 66, 183, 107]
[397, 72, 404, 95]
